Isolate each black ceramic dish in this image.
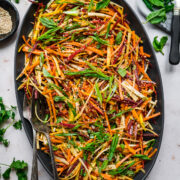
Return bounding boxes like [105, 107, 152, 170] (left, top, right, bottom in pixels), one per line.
[14, 0, 164, 179]
[0, 0, 19, 42]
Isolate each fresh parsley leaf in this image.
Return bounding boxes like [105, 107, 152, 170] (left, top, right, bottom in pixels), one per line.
[153, 36, 168, 55]
[165, 3, 174, 13]
[115, 31, 122, 45]
[40, 17, 57, 29]
[43, 67, 54, 78]
[146, 8, 166, 24]
[15, 0, 20, 3]
[118, 68, 127, 77]
[96, 0, 110, 11]
[142, 0, 153, 11]
[2, 168, 11, 179]
[13, 121, 22, 130]
[0, 128, 9, 147]
[88, 0, 94, 12]
[10, 160, 28, 170]
[2, 159, 28, 180]
[16, 169, 28, 180]
[2, 139, 9, 147]
[149, 0, 164, 7]
[0, 128, 6, 137]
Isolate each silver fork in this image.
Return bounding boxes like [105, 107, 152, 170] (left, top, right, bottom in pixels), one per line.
[23, 94, 59, 180]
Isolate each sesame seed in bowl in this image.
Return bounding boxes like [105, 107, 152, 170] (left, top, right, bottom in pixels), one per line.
[0, 0, 19, 42]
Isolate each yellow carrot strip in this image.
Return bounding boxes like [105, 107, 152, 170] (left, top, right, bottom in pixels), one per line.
[124, 140, 136, 155]
[106, 35, 114, 66]
[70, 151, 83, 166]
[26, 60, 40, 71]
[140, 98, 152, 109]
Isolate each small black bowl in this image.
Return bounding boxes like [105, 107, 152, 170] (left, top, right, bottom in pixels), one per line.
[0, 0, 19, 42]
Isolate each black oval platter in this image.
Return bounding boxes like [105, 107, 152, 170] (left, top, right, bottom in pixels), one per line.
[14, 0, 164, 179]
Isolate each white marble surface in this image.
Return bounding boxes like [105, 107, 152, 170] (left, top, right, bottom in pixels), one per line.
[0, 0, 180, 179]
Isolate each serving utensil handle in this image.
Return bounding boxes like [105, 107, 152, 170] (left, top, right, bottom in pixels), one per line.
[31, 129, 38, 180]
[44, 133, 59, 180]
[169, 9, 180, 65]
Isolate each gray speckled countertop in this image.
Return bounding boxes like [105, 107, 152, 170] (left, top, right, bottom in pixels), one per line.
[0, 0, 180, 179]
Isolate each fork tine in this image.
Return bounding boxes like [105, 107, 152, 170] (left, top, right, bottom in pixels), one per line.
[23, 95, 32, 121]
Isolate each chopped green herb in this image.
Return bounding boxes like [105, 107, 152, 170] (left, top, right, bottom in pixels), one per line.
[88, 0, 94, 12]
[15, 0, 20, 4]
[106, 22, 111, 39]
[13, 120, 22, 130]
[109, 161, 135, 175]
[53, 96, 66, 102]
[95, 82, 102, 105]
[108, 134, 119, 161]
[2, 168, 11, 179]
[86, 61, 109, 79]
[118, 68, 127, 77]
[115, 31, 122, 45]
[153, 36, 168, 55]
[120, 144, 125, 150]
[56, 133, 78, 136]
[111, 108, 133, 120]
[2, 159, 28, 180]
[133, 154, 151, 160]
[43, 67, 54, 78]
[40, 17, 57, 29]
[90, 34, 109, 45]
[40, 52, 44, 67]
[56, 117, 64, 123]
[72, 124, 81, 131]
[96, 0, 110, 11]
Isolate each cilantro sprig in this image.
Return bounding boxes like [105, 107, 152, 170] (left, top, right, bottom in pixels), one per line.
[1, 159, 28, 180]
[0, 97, 22, 147]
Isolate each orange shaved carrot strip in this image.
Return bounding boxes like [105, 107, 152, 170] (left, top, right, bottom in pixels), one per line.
[144, 112, 161, 121]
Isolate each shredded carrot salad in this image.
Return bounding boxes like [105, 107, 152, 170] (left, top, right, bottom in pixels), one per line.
[17, 0, 161, 179]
